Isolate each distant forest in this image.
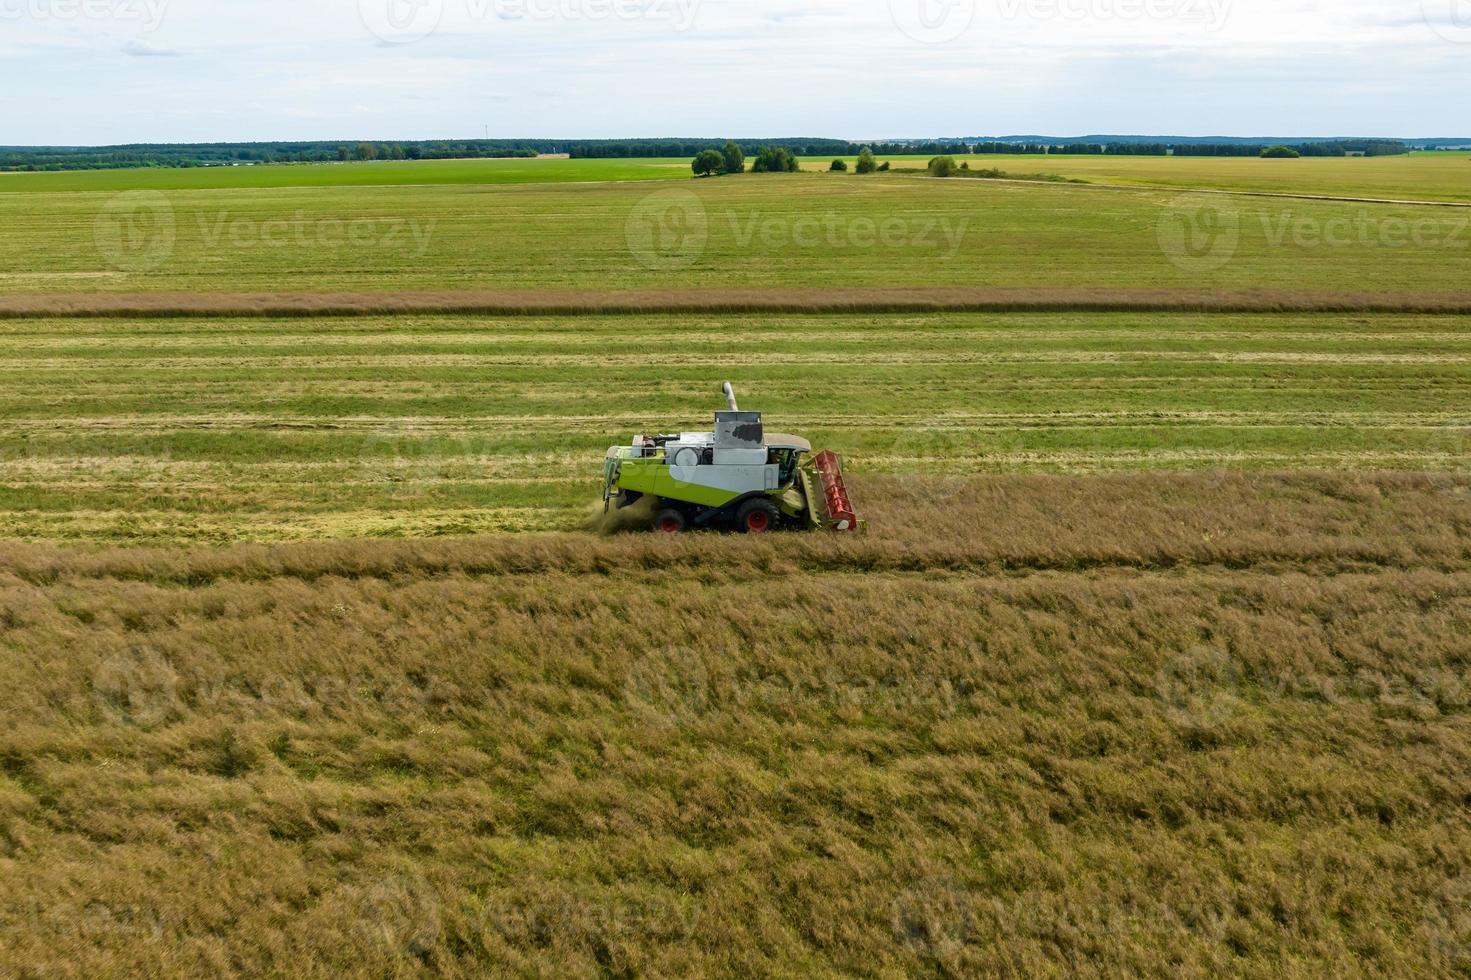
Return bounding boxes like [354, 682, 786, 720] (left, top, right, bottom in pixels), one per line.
[0, 136, 1426, 173]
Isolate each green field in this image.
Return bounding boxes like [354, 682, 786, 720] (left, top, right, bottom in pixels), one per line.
[6, 151, 1470, 204]
[0, 157, 687, 193]
[5, 148, 1471, 976]
[1, 311, 1467, 544]
[3, 173, 1470, 297]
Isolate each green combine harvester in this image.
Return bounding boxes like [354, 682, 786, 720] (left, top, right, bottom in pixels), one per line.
[603, 383, 860, 534]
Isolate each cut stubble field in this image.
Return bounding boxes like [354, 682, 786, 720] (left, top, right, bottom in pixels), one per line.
[1, 311, 1468, 543]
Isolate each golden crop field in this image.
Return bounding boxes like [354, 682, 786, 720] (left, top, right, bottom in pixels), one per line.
[4, 474, 1471, 975]
[799, 151, 1471, 203]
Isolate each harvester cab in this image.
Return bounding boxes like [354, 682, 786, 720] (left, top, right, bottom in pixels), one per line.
[603, 383, 860, 534]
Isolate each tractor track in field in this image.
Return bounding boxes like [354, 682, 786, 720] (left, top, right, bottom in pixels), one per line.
[5, 287, 1471, 318]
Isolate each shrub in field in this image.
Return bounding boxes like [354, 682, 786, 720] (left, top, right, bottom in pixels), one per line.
[1262, 145, 1302, 158]
[928, 155, 960, 177]
[752, 146, 800, 173]
[856, 147, 877, 174]
[877, 160, 890, 171]
[722, 140, 745, 174]
[830, 159, 848, 172]
[691, 149, 725, 177]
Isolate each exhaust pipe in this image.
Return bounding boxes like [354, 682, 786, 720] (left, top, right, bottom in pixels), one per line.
[722, 382, 739, 412]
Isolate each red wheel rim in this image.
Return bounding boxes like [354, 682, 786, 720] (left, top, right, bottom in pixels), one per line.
[658, 516, 681, 533]
[746, 510, 771, 533]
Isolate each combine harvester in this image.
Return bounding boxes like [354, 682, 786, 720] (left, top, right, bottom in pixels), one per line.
[603, 383, 860, 534]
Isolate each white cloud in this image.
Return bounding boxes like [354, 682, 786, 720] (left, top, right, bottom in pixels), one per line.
[123, 38, 180, 56]
[0, 0, 1465, 142]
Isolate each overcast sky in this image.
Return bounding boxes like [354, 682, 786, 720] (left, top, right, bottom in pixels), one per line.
[5, 0, 1469, 144]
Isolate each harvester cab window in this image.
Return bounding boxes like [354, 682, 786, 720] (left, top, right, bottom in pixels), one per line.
[772, 449, 799, 486]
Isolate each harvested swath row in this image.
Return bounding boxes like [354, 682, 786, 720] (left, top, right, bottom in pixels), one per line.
[2, 473, 1469, 585]
[4, 410, 1470, 432]
[19, 351, 1471, 369]
[0, 482, 1470, 974]
[10, 327, 1471, 348]
[8, 287, 1471, 318]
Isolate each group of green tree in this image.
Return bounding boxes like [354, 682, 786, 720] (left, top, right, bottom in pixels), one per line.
[927, 156, 994, 177]
[691, 141, 746, 176]
[693, 144, 898, 177]
[692, 143, 807, 176]
[837, 148, 887, 173]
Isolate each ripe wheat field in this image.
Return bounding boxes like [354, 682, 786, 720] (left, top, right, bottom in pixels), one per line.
[806, 152, 1471, 204]
[3, 473, 1471, 976]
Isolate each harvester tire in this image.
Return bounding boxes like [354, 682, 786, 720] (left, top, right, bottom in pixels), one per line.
[736, 499, 779, 534]
[654, 508, 687, 534]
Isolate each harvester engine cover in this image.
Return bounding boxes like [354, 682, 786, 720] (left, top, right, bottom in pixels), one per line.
[603, 383, 861, 533]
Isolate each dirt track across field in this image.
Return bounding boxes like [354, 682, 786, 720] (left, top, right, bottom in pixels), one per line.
[4, 287, 1471, 318]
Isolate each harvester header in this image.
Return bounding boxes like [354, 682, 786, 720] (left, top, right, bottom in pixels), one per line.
[603, 384, 861, 534]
